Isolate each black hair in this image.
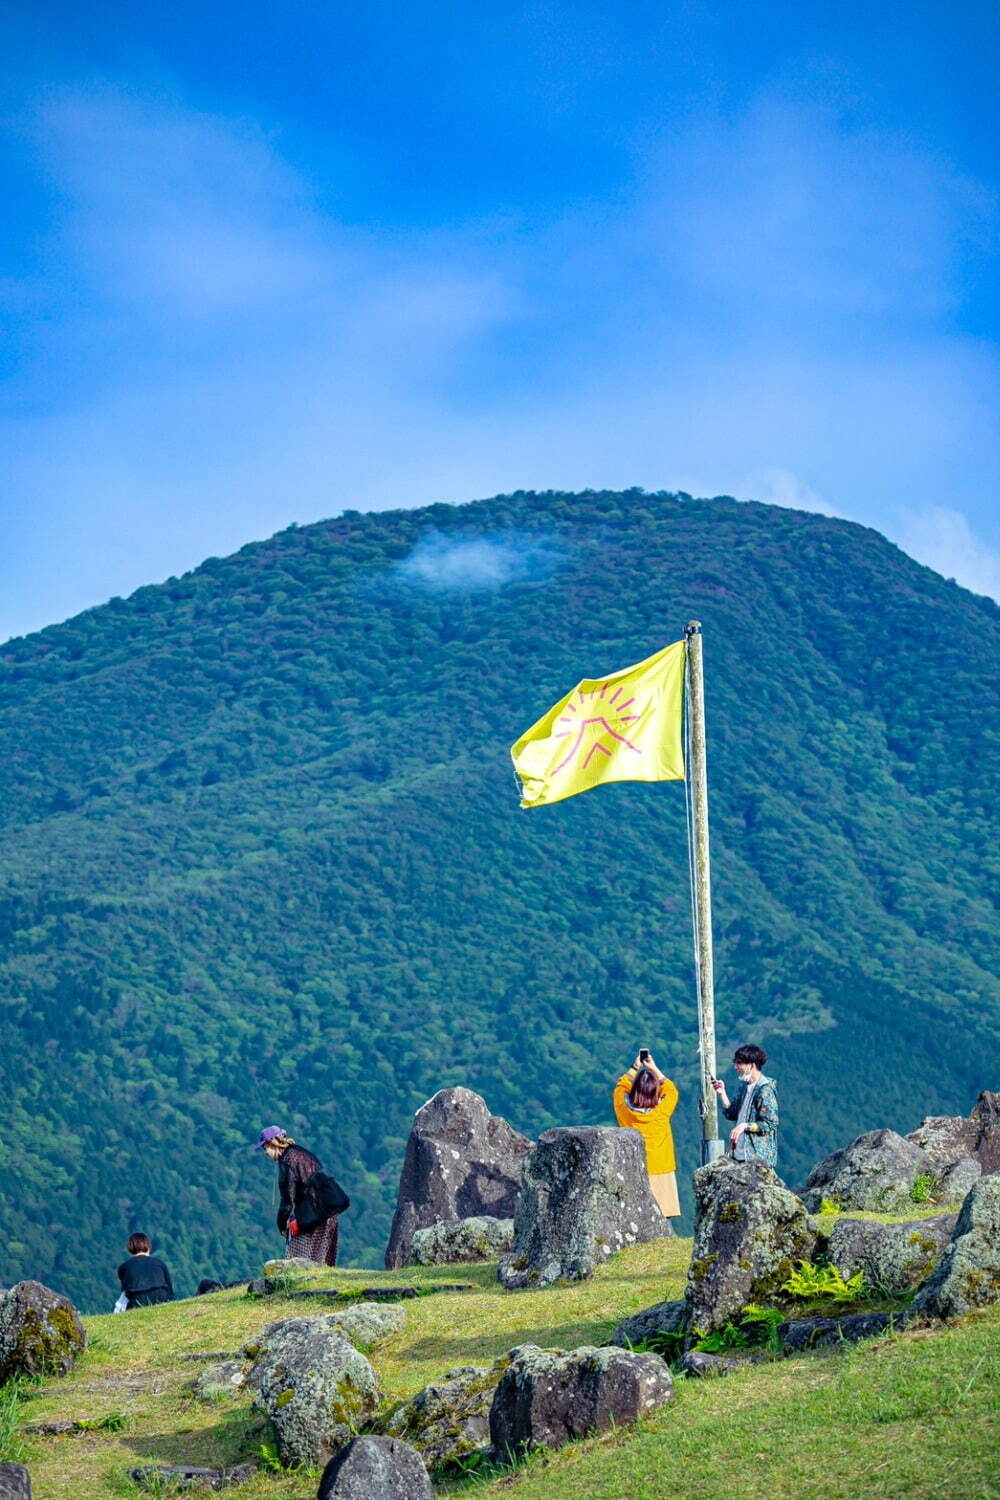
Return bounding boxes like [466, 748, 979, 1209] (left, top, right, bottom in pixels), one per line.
[733, 1044, 767, 1068]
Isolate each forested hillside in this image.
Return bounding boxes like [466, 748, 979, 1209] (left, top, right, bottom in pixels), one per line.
[0, 489, 997, 1310]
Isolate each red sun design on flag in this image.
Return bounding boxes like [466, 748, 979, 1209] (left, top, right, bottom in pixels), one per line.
[551, 682, 647, 776]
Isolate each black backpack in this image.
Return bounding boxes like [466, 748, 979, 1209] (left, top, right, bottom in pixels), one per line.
[296, 1169, 351, 1232]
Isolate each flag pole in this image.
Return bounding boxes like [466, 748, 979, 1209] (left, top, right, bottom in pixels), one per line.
[684, 621, 724, 1164]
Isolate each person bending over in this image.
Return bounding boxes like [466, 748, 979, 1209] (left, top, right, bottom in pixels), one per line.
[613, 1049, 681, 1218]
[117, 1232, 174, 1309]
[255, 1126, 341, 1266]
[711, 1044, 778, 1166]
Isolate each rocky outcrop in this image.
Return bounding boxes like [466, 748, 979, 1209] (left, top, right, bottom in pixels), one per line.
[936, 1159, 982, 1203]
[686, 1159, 816, 1334]
[498, 1127, 672, 1290]
[385, 1355, 512, 1471]
[408, 1216, 514, 1265]
[0, 1464, 31, 1500]
[797, 1130, 926, 1213]
[610, 1298, 688, 1350]
[385, 1089, 532, 1269]
[245, 1316, 381, 1468]
[489, 1343, 673, 1456]
[907, 1091, 1000, 1178]
[778, 1312, 894, 1354]
[318, 1436, 433, 1500]
[826, 1214, 957, 1295]
[0, 1281, 86, 1383]
[908, 1174, 1000, 1320]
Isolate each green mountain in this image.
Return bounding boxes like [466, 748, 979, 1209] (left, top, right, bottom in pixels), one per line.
[0, 489, 996, 1311]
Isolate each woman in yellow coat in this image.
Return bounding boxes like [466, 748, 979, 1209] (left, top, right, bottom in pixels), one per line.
[613, 1049, 680, 1219]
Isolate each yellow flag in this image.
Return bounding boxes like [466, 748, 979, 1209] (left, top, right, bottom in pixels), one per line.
[511, 640, 686, 809]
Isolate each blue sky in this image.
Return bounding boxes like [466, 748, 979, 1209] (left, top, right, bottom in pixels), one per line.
[1, 0, 997, 640]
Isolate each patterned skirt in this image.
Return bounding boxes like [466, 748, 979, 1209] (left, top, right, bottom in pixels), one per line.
[288, 1216, 339, 1266]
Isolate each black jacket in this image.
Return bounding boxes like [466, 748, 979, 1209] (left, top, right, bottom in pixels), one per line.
[117, 1254, 174, 1308]
[276, 1143, 324, 1233]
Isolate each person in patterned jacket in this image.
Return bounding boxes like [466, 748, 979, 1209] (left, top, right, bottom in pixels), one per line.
[711, 1044, 779, 1168]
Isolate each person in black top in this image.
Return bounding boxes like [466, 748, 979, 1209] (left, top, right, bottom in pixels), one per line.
[255, 1126, 340, 1266]
[117, 1232, 174, 1309]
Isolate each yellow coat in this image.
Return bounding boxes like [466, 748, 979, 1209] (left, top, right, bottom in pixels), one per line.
[613, 1072, 679, 1174]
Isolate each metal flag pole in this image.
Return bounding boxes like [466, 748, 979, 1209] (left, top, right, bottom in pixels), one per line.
[684, 620, 724, 1164]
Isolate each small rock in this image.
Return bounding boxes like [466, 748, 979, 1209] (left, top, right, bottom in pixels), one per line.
[611, 1298, 688, 1350]
[385, 1087, 532, 1269]
[778, 1312, 895, 1353]
[0, 1282, 87, 1383]
[798, 1130, 926, 1214]
[686, 1159, 817, 1335]
[908, 1174, 1000, 1320]
[936, 1158, 982, 1203]
[498, 1127, 672, 1290]
[827, 1215, 957, 1295]
[322, 1302, 406, 1348]
[0, 1464, 31, 1499]
[489, 1343, 673, 1456]
[21, 1421, 78, 1435]
[677, 1351, 743, 1377]
[385, 1355, 512, 1471]
[128, 1465, 256, 1492]
[193, 1361, 248, 1402]
[318, 1435, 432, 1499]
[409, 1216, 514, 1265]
[246, 1316, 381, 1468]
[263, 1257, 325, 1278]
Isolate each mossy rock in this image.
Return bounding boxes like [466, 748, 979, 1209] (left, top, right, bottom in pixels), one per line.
[0, 1281, 86, 1382]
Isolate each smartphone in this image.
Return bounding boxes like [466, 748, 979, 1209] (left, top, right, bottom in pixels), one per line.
[639, 1049, 650, 1063]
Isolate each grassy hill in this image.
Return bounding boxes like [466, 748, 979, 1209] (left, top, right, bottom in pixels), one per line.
[3, 1234, 998, 1499]
[0, 488, 997, 1310]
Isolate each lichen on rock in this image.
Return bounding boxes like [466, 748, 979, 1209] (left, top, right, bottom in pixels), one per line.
[0, 1280, 86, 1383]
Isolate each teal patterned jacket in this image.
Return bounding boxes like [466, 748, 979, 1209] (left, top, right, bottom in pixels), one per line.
[721, 1076, 778, 1167]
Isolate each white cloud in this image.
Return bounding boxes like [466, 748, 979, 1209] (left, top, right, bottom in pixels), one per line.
[893, 506, 1000, 600]
[395, 532, 560, 591]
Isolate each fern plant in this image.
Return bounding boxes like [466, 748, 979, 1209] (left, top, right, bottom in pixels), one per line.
[781, 1260, 865, 1303]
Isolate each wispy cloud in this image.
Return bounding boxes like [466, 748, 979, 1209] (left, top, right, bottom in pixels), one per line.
[395, 531, 561, 591]
[894, 506, 1000, 600]
[1, 83, 996, 638]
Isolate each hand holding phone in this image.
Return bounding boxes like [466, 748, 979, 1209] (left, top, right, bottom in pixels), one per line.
[639, 1048, 650, 1064]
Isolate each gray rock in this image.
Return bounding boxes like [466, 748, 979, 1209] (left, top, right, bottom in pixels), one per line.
[245, 1316, 381, 1468]
[318, 1435, 433, 1500]
[408, 1216, 514, 1266]
[969, 1092, 1000, 1173]
[797, 1130, 926, 1214]
[677, 1350, 743, 1377]
[385, 1088, 532, 1269]
[611, 1298, 688, 1350]
[686, 1159, 817, 1334]
[385, 1357, 512, 1471]
[936, 1158, 982, 1203]
[778, 1312, 895, 1353]
[321, 1302, 406, 1348]
[0, 1464, 31, 1500]
[906, 1114, 978, 1170]
[827, 1214, 957, 1295]
[128, 1466, 256, 1492]
[0, 1281, 86, 1383]
[498, 1127, 672, 1290]
[489, 1343, 673, 1456]
[193, 1361, 248, 1402]
[909, 1174, 1000, 1320]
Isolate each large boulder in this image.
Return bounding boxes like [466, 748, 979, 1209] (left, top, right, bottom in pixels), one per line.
[908, 1174, 1000, 1320]
[610, 1298, 688, 1350]
[0, 1465, 31, 1500]
[907, 1091, 1000, 1177]
[498, 1127, 672, 1290]
[826, 1214, 957, 1295]
[686, 1159, 817, 1334]
[489, 1343, 673, 1456]
[0, 1281, 86, 1382]
[385, 1089, 532, 1269]
[797, 1130, 926, 1213]
[318, 1436, 432, 1500]
[385, 1355, 512, 1471]
[245, 1316, 381, 1468]
[321, 1303, 406, 1349]
[936, 1158, 982, 1204]
[408, 1216, 514, 1266]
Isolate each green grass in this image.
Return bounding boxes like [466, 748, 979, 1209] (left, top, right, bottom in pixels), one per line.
[7, 1238, 999, 1499]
